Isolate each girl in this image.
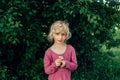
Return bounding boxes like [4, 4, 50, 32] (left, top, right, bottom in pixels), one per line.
[44, 20, 78, 80]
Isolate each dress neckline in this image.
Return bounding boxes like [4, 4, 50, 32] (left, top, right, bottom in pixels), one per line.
[49, 44, 68, 56]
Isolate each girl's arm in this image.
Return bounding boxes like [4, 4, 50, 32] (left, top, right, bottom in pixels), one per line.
[44, 52, 58, 75]
[65, 48, 78, 71]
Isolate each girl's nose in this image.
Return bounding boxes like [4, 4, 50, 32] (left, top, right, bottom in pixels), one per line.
[58, 35, 62, 39]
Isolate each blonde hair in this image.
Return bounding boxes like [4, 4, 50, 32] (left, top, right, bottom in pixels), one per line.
[48, 20, 72, 42]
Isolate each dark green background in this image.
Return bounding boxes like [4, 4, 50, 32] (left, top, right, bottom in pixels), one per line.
[0, 0, 120, 80]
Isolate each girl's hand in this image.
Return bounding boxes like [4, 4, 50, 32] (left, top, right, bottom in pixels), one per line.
[60, 60, 66, 68]
[55, 58, 62, 67]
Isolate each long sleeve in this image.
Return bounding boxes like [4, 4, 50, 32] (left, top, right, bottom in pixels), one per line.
[44, 50, 58, 75]
[65, 47, 78, 71]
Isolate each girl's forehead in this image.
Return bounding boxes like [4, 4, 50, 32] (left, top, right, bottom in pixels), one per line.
[54, 29, 66, 33]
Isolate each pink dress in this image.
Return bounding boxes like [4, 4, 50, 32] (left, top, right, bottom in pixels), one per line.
[44, 45, 78, 80]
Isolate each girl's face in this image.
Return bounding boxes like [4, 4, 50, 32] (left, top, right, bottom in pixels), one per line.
[52, 29, 67, 44]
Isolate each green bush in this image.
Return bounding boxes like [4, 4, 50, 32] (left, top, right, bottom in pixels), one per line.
[0, 0, 120, 80]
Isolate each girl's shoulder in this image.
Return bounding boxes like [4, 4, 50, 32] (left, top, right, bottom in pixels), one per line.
[45, 47, 51, 54]
[67, 44, 75, 50]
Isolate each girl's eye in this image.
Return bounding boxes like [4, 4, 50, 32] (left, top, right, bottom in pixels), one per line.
[55, 33, 59, 35]
[55, 32, 66, 36]
[61, 33, 65, 36]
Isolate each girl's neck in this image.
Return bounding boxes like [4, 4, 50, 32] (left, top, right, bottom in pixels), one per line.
[53, 43, 66, 47]
[50, 43, 67, 54]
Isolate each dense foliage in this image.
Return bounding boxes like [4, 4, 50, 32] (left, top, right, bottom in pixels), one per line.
[0, 0, 120, 80]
